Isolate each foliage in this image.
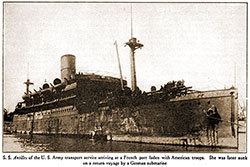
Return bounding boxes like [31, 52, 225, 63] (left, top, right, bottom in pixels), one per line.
[3, 108, 14, 122]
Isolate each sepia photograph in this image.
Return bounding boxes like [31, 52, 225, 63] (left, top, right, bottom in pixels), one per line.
[2, 1, 247, 153]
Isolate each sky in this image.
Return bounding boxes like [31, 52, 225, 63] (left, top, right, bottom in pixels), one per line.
[3, 2, 247, 112]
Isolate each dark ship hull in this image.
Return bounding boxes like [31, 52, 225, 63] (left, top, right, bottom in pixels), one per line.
[12, 55, 239, 148]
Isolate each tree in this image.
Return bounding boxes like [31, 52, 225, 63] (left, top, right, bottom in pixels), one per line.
[3, 108, 13, 122]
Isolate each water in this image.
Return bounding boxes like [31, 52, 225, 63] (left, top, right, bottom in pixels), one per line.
[3, 134, 239, 152]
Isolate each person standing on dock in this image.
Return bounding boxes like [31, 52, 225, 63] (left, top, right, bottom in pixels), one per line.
[205, 105, 222, 145]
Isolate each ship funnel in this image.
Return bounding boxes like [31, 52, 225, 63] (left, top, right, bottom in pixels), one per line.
[61, 54, 76, 82]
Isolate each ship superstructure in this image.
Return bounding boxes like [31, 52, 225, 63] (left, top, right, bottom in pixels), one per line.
[15, 54, 127, 114]
[12, 53, 239, 148]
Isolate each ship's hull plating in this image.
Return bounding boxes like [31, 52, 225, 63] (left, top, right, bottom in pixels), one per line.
[13, 88, 238, 148]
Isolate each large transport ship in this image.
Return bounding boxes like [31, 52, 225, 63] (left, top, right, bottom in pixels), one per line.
[12, 36, 240, 149]
[12, 53, 239, 148]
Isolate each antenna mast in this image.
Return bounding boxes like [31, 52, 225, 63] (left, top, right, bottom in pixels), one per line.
[27, 62, 29, 79]
[24, 62, 33, 95]
[125, 4, 143, 92]
[131, 3, 133, 38]
[234, 63, 237, 87]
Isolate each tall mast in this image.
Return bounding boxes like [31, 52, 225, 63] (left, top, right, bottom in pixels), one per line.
[130, 3, 133, 38]
[125, 4, 143, 92]
[114, 40, 124, 90]
[234, 63, 237, 87]
[24, 63, 33, 94]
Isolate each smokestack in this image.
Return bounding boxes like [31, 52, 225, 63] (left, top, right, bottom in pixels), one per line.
[61, 54, 76, 82]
